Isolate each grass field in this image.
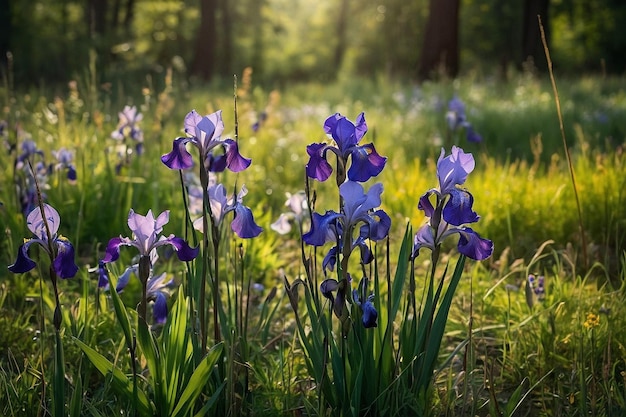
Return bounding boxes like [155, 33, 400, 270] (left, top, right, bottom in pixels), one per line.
[1, 71, 626, 416]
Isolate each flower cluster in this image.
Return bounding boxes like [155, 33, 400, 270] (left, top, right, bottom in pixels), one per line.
[299, 112, 389, 329]
[9, 203, 79, 279]
[100, 209, 198, 323]
[161, 110, 250, 173]
[411, 146, 493, 261]
[110, 105, 144, 173]
[446, 96, 482, 144]
[305, 112, 386, 185]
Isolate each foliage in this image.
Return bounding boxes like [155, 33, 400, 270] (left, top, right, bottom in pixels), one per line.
[0, 72, 625, 415]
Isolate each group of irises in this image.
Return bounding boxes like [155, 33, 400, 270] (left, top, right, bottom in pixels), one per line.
[8, 98, 494, 330]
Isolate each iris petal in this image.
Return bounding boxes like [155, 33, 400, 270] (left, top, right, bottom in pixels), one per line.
[152, 292, 168, 324]
[161, 137, 194, 170]
[443, 189, 479, 226]
[457, 228, 493, 260]
[361, 300, 378, 328]
[8, 242, 37, 274]
[347, 143, 386, 182]
[165, 236, 200, 261]
[305, 143, 333, 181]
[303, 211, 341, 246]
[231, 205, 263, 238]
[53, 238, 79, 279]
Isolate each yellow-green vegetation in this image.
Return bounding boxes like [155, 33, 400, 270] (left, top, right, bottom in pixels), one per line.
[1, 73, 625, 415]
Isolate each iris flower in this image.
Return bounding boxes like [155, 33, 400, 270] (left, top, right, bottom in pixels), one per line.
[192, 183, 262, 238]
[306, 112, 386, 183]
[446, 97, 482, 143]
[111, 105, 144, 145]
[161, 110, 251, 173]
[352, 288, 378, 328]
[303, 181, 391, 272]
[52, 148, 77, 183]
[270, 191, 308, 235]
[102, 209, 198, 265]
[9, 204, 79, 278]
[412, 147, 493, 261]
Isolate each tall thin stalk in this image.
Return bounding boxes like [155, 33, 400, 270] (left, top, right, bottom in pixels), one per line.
[538, 15, 588, 268]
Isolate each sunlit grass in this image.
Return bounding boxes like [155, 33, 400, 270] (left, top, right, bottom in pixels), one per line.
[1, 72, 625, 415]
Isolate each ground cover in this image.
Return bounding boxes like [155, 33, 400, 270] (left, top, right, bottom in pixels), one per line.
[1, 72, 625, 416]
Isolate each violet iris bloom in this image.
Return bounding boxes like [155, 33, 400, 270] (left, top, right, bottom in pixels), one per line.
[352, 289, 378, 328]
[112, 105, 144, 142]
[306, 112, 386, 183]
[161, 110, 251, 173]
[412, 147, 493, 261]
[446, 97, 482, 143]
[115, 263, 174, 324]
[303, 181, 391, 272]
[192, 183, 262, 238]
[52, 148, 77, 183]
[9, 204, 79, 278]
[270, 191, 308, 234]
[102, 209, 198, 265]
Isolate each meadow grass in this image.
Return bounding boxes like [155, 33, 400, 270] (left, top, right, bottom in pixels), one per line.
[0, 72, 625, 416]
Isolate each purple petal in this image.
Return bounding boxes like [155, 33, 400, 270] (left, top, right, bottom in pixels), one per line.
[457, 228, 493, 260]
[217, 139, 252, 172]
[231, 205, 263, 238]
[443, 189, 479, 226]
[53, 238, 79, 279]
[27, 203, 61, 238]
[161, 137, 194, 170]
[97, 261, 110, 289]
[102, 237, 125, 263]
[361, 300, 378, 328]
[303, 211, 341, 246]
[412, 224, 435, 259]
[320, 278, 338, 301]
[166, 236, 199, 261]
[354, 112, 368, 143]
[152, 292, 168, 324]
[305, 143, 333, 181]
[8, 242, 37, 274]
[184, 110, 203, 138]
[437, 147, 475, 194]
[466, 126, 482, 143]
[418, 190, 437, 217]
[332, 116, 358, 151]
[116, 266, 136, 292]
[322, 246, 339, 272]
[367, 209, 391, 241]
[347, 143, 386, 182]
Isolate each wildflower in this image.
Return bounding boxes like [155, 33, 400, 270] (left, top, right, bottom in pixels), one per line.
[15, 139, 44, 169]
[192, 183, 262, 238]
[305, 112, 386, 183]
[412, 147, 492, 261]
[583, 312, 600, 329]
[446, 96, 482, 143]
[352, 278, 378, 328]
[102, 209, 198, 265]
[303, 181, 391, 272]
[9, 204, 79, 278]
[116, 264, 174, 325]
[111, 105, 144, 154]
[270, 191, 308, 234]
[51, 148, 77, 183]
[528, 274, 545, 300]
[161, 110, 251, 173]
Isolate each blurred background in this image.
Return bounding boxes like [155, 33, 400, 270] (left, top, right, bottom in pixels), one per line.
[0, 0, 624, 88]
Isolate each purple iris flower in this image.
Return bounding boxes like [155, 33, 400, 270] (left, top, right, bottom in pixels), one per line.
[15, 139, 44, 169]
[52, 148, 77, 183]
[102, 209, 198, 265]
[303, 181, 391, 272]
[111, 105, 144, 147]
[412, 147, 493, 261]
[161, 110, 251, 173]
[305, 112, 386, 183]
[9, 204, 79, 279]
[446, 97, 482, 143]
[352, 288, 378, 328]
[192, 183, 262, 239]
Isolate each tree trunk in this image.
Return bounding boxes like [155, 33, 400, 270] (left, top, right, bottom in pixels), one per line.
[123, 0, 135, 36]
[218, 0, 233, 77]
[522, 0, 550, 71]
[417, 0, 460, 80]
[191, 0, 218, 81]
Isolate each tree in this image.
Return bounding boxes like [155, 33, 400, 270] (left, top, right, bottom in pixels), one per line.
[417, 0, 460, 80]
[191, 0, 218, 80]
[521, 0, 550, 71]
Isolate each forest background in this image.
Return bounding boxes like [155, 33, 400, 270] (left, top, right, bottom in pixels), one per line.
[1, 0, 625, 88]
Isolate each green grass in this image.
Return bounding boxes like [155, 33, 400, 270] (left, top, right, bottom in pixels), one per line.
[1, 72, 626, 415]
